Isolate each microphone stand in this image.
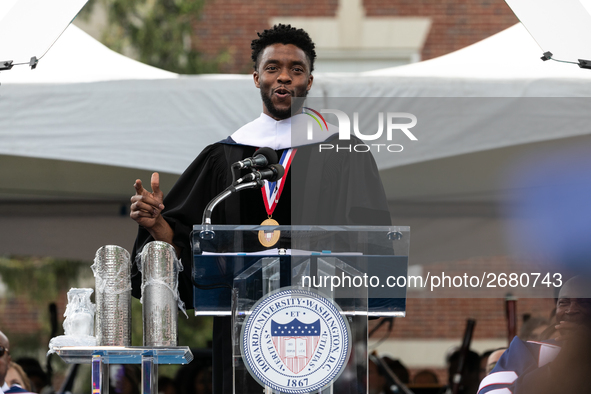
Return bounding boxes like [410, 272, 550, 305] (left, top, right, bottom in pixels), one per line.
[193, 172, 267, 289]
[451, 319, 476, 394]
[505, 294, 517, 345]
[200, 179, 264, 238]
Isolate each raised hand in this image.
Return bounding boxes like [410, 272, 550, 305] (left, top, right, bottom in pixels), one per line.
[130, 172, 165, 229]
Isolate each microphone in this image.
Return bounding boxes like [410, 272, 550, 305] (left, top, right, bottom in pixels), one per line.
[201, 151, 284, 232]
[232, 147, 278, 169]
[236, 164, 285, 184]
[201, 163, 285, 229]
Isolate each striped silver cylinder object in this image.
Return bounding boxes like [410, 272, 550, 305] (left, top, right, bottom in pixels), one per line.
[93, 245, 131, 346]
[141, 241, 178, 347]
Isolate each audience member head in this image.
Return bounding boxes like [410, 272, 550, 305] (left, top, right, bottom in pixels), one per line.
[368, 356, 410, 394]
[157, 377, 175, 394]
[382, 356, 409, 384]
[412, 369, 439, 385]
[479, 350, 494, 381]
[14, 358, 48, 393]
[485, 348, 506, 375]
[447, 349, 480, 394]
[556, 276, 591, 329]
[519, 315, 550, 341]
[194, 366, 212, 394]
[175, 358, 212, 394]
[368, 359, 387, 394]
[0, 331, 11, 387]
[110, 365, 140, 394]
[545, 276, 591, 392]
[6, 362, 32, 391]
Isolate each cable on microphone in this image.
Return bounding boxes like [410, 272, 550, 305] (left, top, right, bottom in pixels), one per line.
[234, 164, 285, 185]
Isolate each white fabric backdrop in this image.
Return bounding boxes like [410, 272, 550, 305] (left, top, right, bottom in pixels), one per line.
[1, 23, 591, 201]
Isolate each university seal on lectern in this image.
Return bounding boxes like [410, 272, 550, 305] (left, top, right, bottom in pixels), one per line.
[241, 288, 350, 393]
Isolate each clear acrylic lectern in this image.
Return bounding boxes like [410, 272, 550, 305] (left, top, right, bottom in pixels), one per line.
[192, 225, 409, 394]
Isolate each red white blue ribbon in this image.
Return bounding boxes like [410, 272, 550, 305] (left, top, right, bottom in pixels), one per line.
[261, 148, 296, 216]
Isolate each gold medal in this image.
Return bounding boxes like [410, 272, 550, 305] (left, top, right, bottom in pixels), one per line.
[259, 148, 296, 248]
[259, 217, 280, 247]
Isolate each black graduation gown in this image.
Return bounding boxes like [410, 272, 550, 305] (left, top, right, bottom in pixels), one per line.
[130, 135, 391, 394]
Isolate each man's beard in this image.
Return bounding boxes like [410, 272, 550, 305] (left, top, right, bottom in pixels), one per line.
[261, 88, 308, 120]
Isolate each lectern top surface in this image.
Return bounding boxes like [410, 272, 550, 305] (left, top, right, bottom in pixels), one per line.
[53, 346, 193, 365]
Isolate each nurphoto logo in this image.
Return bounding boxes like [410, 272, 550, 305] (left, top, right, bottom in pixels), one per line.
[304, 107, 418, 153]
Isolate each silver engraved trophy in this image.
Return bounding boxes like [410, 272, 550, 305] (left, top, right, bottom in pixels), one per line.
[92, 245, 132, 346]
[141, 241, 181, 347]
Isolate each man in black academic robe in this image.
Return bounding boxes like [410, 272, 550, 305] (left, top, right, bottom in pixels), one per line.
[129, 24, 391, 394]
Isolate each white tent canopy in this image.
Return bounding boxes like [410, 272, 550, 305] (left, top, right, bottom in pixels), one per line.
[1, 22, 591, 203]
[1, 24, 177, 83]
[362, 23, 591, 81]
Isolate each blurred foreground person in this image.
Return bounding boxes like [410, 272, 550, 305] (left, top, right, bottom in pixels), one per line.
[477, 276, 591, 393]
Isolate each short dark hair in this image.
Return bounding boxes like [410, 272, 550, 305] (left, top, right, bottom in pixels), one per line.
[251, 24, 317, 72]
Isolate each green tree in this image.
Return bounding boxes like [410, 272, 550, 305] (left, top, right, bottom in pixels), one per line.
[84, 0, 226, 74]
[0, 257, 87, 365]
